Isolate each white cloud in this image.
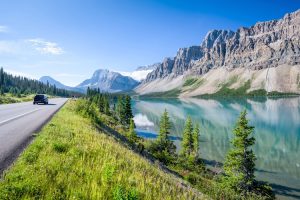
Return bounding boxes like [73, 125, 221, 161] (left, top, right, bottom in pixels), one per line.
[27, 38, 64, 55]
[133, 114, 154, 127]
[0, 26, 8, 33]
[0, 38, 64, 56]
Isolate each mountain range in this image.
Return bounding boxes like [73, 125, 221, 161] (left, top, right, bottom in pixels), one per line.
[135, 9, 300, 97]
[41, 9, 300, 96]
[39, 66, 155, 93]
[76, 69, 139, 93]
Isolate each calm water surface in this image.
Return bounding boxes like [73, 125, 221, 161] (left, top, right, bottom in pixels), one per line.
[132, 97, 300, 199]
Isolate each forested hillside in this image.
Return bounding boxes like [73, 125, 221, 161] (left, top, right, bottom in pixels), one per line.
[0, 67, 82, 97]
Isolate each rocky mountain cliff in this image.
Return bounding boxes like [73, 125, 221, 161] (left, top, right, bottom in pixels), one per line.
[77, 69, 139, 92]
[136, 9, 300, 96]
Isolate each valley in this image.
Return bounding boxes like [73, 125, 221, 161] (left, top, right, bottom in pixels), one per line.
[1, 4, 300, 200]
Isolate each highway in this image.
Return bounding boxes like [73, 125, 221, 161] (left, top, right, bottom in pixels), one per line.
[0, 98, 68, 174]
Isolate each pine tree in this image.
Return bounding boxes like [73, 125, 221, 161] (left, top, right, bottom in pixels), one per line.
[222, 110, 256, 194]
[180, 117, 193, 157]
[154, 109, 176, 163]
[103, 97, 110, 115]
[192, 123, 200, 159]
[87, 87, 91, 97]
[124, 95, 133, 125]
[116, 96, 126, 124]
[128, 118, 137, 142]
[0, 67, 4, 87]
[158, 109, 171, 143]
[99, 95, 104, 113]
[0, 67, 81, 97]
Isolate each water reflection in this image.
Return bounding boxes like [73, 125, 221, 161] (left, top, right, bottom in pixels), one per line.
[132, 97, 300, 199]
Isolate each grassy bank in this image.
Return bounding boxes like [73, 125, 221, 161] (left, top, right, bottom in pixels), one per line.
[0, 93, 35, 104]
[0, 100, 203, 200]
[73, 96, 273, 200]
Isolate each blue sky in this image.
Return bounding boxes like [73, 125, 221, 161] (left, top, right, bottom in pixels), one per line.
[0, 0, 299, 86]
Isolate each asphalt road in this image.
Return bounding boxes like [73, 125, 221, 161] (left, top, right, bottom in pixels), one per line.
[0, 98, 68, 174]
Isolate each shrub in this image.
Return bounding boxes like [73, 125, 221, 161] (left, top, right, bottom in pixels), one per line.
[52, 142, 68, 153]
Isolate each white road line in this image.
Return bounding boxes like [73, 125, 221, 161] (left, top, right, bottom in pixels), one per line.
[0, 108, 41, 126]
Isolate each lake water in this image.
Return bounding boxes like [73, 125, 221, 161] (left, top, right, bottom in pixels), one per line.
[132, 97, 300, 199]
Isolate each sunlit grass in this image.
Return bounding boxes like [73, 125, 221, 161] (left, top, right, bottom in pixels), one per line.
[0, 93, 35, 104]
[0, 100, 204, 200]
[0, 93, 58, 104]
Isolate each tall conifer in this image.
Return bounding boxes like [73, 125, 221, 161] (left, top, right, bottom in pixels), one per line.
[222, 110, 256, 194]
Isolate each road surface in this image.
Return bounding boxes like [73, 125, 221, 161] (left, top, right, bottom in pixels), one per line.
[0, 98, 68, 174]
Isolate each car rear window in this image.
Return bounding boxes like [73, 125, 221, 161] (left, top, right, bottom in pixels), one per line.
[34, 95, 44, 99]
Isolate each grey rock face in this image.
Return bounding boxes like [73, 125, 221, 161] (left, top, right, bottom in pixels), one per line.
[136, 63, 160, 71]
[144, 9, 300, 83]
[77, 69, 139, 92]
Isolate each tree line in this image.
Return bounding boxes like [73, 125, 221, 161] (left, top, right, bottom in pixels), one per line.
[148, 109, 273, 198]
[81, 89, 274, 199]
[0, 67, 82, 97]
[86, 87, 134, 127]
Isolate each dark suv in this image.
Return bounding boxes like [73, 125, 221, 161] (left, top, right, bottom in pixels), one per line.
[33, 94, 48, 105]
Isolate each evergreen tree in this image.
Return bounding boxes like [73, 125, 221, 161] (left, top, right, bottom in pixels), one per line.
[87, 87, 91, 97]
[192, 123, 200, 158]
[180, 117, 193, 157]
[124, 95, 133, 125]
[0, 67, 81, 97]
[158, 109, 171, 143]
[0, 67, 4, 87]
[128, 118, 137, 142]
[98, 95, 104, 112]
[103, 97, 110, 115]
[153, 109, 176, 163]
[222, 110, 256, 194]
[116, 96, 126, 124]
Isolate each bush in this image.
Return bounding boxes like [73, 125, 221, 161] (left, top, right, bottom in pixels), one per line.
[113, 185, 139, 200]
[75, 99, 100, 123]
[52, 142, 68, 153]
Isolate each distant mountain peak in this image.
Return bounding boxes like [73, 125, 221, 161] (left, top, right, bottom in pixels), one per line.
[77, 68, 139, 92]
[39, 76, 84, 93]
[39, 76, 67, 88]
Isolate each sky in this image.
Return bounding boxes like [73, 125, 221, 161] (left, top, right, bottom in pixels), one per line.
[0, 0, 299, 86]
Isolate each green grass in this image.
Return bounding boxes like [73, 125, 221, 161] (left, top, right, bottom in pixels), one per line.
[0, 100, 203, 200]
[0, 93, 35, 104]
[182, 77, 205, 92]
[183, 78, 198, 87]
[200, 80, 251, 98]
[221, 76, 239, 88]
[0, 93, 58, 104]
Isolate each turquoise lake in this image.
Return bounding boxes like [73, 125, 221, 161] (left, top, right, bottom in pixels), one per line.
[132, 97, 300, 199]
